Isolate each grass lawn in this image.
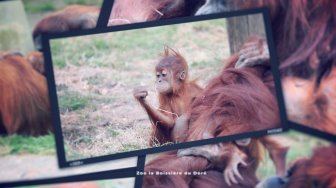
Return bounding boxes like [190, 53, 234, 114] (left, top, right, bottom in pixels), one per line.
[0, 133, 55, 156]
[23, 0, 102, 14]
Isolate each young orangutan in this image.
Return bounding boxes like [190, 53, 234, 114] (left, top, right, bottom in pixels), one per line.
[133, 47, 203, 146]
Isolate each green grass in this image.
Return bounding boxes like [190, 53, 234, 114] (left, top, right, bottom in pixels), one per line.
[50, 26, 177, 69]
[64, 142, 86, 160]
[51, 37, 108, 68]
[85, 75, 104, 85]
[58, 90, 89, 113]
[65, 0, 103, 6]
[23, 0, 102, 14]
[0, 133, 55, 155]
[190, 58, 222, 69]
[24, 2, 56, 13]
[53, 58, 67, 69]
[119, 144, 139, 152]
[192, 19, 226, 31]
[50, 19, 227, 71]
[50, 41, 67, 69]
[0, 26, 20, 51]
[108, 26, 177, 62]
[108, 129, 119, 137]
[76, 135, 92, 144]
[93, 38, 110, 50]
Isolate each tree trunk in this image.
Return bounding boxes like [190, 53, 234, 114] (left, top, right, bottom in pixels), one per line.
[226, 1, 265, 54]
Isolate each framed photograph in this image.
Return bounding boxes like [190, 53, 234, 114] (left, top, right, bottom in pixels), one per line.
[102, 0, 336, 143]
[138, 131, 333, 188]
[43, 8, 287, 168]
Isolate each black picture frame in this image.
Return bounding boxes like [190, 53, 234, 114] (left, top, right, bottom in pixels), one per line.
[134, 155, 146, 188]
[42, 8, 289, 168]
[290, 122, 336, 142]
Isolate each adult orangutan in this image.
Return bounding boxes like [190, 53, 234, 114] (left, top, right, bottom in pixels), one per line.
[136, 38, 287, 186]
[108, 0, 205, 26]
[33, 5, 100, 51]
[0, 52, 52, 135]
[240, 0, 336, 135]
[133, 47, 203, 146]
[25, 51, 45, 76]
[109, 2, 288, 178]
[196, 0, 336, 134]
[256, 145, 336, 188]
[176, 1, 336, 186]
[143, 36, 283, 188]
[133, 45, 286, 177]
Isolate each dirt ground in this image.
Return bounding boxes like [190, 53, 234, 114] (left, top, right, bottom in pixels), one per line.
[50, 20, 231, 160]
